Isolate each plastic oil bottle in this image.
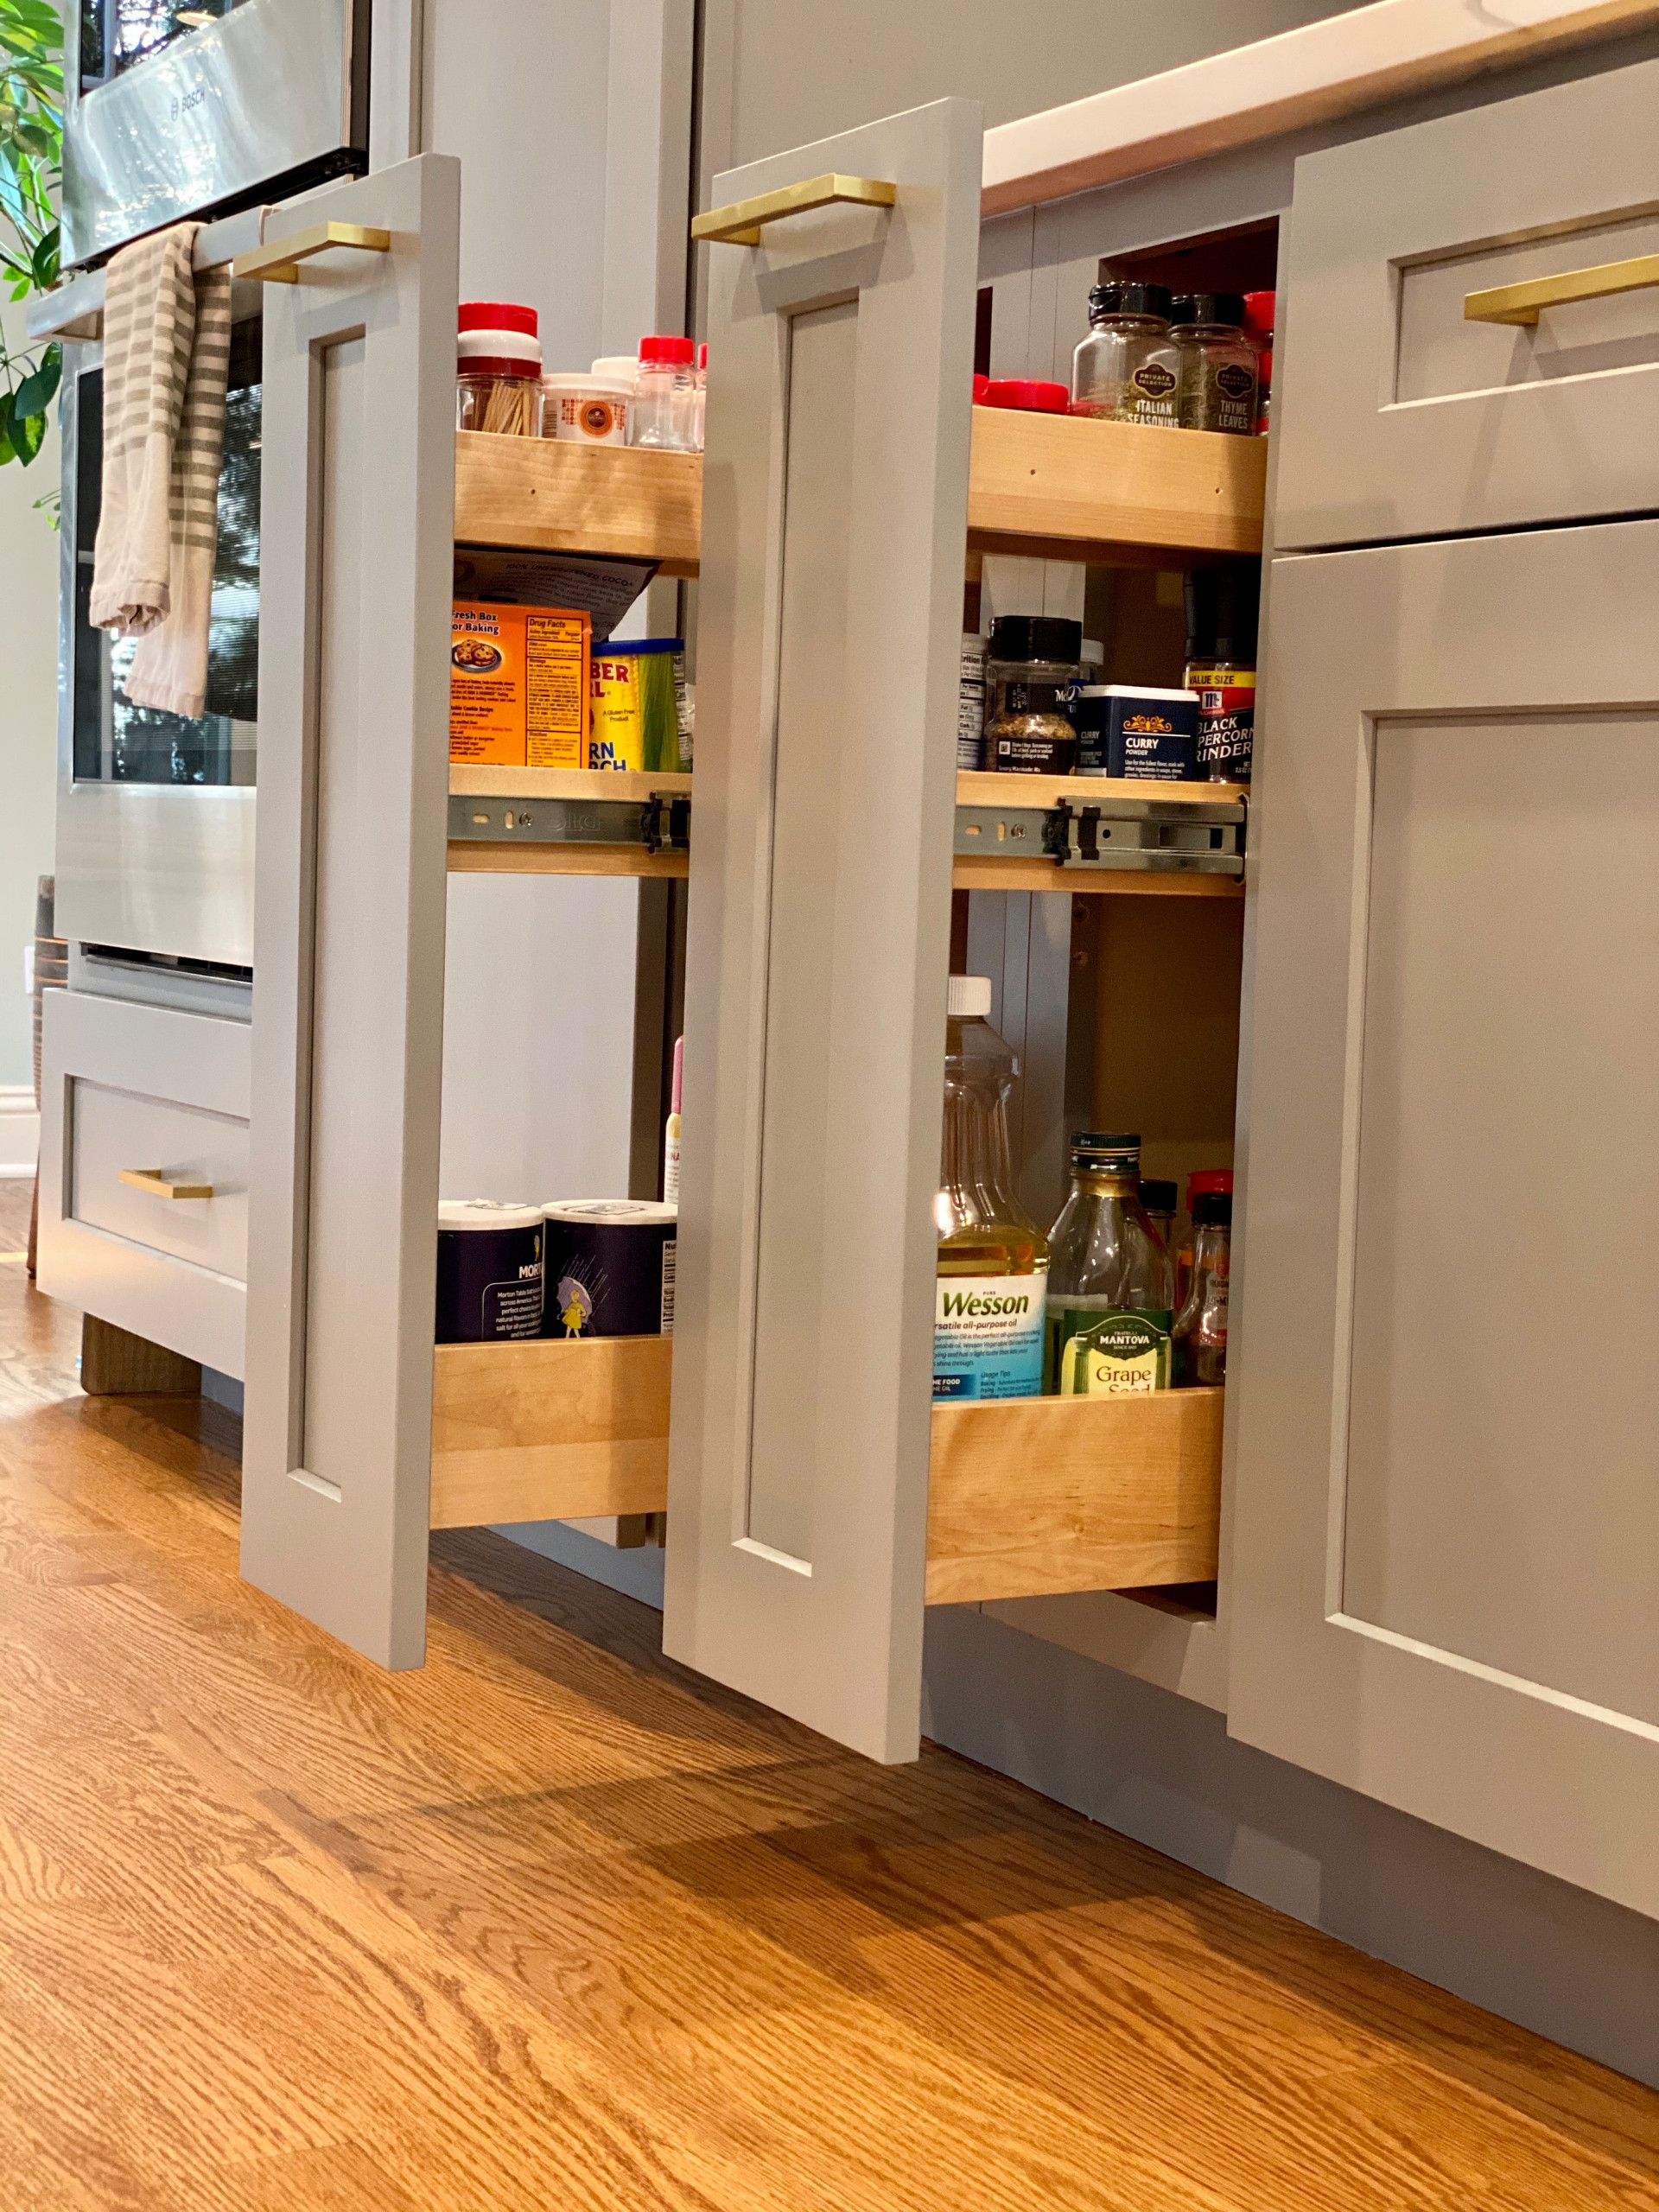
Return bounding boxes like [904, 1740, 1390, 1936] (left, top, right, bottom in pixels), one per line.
[933, 976, 1048, 1401]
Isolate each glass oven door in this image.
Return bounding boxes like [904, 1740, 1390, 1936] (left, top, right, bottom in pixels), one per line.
[55, 322, 260, 967]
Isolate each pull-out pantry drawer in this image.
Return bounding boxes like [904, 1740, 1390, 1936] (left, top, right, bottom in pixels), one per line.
[39, 991, 250, 1379]
[1274, 54, 1659, 549]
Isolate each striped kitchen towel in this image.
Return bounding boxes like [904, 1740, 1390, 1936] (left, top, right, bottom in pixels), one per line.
[88, 221, 232, 719]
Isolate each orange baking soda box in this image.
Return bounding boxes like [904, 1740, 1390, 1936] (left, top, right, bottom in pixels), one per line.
[450, 601, 590, 768]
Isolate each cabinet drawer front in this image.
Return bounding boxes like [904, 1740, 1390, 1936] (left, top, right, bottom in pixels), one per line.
[1275, 55, 1659, 549]
[71, 1081, 248, 1280]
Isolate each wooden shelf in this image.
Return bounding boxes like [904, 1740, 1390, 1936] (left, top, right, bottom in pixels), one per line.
[455, 411, 1262, 579]
[451, 766, 692, 804]
[454, 431, 701, 574]
[956, 769, 1245, 810]
[448, 766, 692, 880]
[448, 843, 690, 880]
[447, 768, 1241, 890]
[967, 404, 1266, 564]
[430, 1338, 1222, 1603]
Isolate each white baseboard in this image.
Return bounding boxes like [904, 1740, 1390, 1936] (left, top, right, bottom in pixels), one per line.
[0, 1088, 39, 1178]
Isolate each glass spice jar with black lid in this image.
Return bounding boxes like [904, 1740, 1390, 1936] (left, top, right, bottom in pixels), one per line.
[1170, 292, 1259, 435]
[985, 616, 1082, 774]
[1071, 282, 1183, 428]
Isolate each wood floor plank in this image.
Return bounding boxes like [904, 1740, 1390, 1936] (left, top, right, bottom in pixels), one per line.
[2, 1264, 1656, 2211]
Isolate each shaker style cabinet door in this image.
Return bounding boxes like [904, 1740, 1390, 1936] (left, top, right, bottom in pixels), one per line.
[664, 101, 982, 1762]
[1273, 54, 1659, 549]
[1228, 518, 1659, 1915]
[240, 156, 460, 1668]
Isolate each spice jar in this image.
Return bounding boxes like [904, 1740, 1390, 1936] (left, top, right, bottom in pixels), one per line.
[1139, 1179, 1177, 1256]
[1243, 290, 1274, 436]
[1176, 1169, 1233, 1310]
[1173, 1185, 1231, 1387]
[633, 334, 697, 451]
[985, 616, 1081, 774]
[1184, 565, 1259, 785]
[1170, 293, 1259, 435]
[1071, 282, 1182, 428]
[457, 302, 544, 437]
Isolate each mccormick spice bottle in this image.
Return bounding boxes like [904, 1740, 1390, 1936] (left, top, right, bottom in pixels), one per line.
[1173, 1185, 1231, 1386]
[1176, 1169, 1234, 1310]
[1071, 283, 1183, 428]
[985, 616, 1081, 774]
[1184, 564, 1260, 785]
[1170, 292, 1259, 435]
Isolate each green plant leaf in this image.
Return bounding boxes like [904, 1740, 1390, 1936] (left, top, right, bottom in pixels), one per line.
[10, 405, 44, 462]
[12, 342, 58, 418]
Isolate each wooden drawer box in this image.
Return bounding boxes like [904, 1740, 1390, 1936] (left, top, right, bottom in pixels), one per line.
[429, 1336, 1221, 1602]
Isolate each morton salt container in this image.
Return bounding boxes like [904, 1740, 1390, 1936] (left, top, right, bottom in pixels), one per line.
[542, 1199, 677, 1338]
[435, 1201, 544, 1342]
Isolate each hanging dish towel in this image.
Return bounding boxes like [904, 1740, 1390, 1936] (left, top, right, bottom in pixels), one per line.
[89, 221, 232, 719]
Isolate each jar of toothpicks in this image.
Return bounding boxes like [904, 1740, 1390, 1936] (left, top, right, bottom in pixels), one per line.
[457, 302, 545, 437]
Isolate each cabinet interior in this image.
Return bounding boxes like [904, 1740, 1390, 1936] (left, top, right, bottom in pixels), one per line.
[434, 210, 1270, 1611]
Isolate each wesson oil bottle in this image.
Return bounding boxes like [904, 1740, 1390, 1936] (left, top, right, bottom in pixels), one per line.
[933, 976, 1048, 1401]
[1045, 1132, 1174, 1394]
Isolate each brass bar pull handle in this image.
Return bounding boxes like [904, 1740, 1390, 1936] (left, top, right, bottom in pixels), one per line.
[691, 173, 896, 249]
[1465, 251, 1659, 328]
[120, 1167, 215, 1200]
[231, 220, 392, 286]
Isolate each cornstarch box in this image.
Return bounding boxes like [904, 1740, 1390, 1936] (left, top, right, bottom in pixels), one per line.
[450, 601, 590, 768]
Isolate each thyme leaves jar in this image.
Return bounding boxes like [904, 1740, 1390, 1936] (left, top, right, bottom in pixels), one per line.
[1170, 291, 1259, 436]
[1071, 282, 1182, 429]
[985, 615, 1081, 775]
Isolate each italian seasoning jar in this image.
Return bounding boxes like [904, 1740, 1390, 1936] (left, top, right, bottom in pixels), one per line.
[985, 615, 1081, 774]
[1071, 282, 1182, 428]
[1171, 292, 1259, 435]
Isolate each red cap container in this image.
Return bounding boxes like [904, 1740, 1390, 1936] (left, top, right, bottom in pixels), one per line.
[697, 343, 707, 370]
[1242, 290, 1274, 340]
[983, 378, 1070, 414]
[1185, 1169, 1235, 1210]
[972, 372, 992, 405]
[459, 301, 538, 336]
[639, 334, 696, 365]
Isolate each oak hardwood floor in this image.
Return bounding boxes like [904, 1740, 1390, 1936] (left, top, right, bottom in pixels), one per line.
[0, 1262, 1656, 2209]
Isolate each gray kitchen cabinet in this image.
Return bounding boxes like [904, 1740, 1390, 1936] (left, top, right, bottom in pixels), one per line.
[662, 100, 982, 1764]
[1274, 54, 1659, 550]
[1228, 516, 1659, 1917]
[239, 155, 461, 1669]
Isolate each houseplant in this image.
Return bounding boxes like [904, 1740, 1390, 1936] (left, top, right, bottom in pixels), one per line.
[0, 0, 62, 469]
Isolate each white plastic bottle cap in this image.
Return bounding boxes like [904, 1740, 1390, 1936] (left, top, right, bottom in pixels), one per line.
[947, 976, 993, 1019]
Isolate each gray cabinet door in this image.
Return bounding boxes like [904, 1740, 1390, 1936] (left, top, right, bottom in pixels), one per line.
[1274, 54, 1659, 550]
[240, 156, 460, 1667]
[1229, 518, 1659, 1915]
[662, 101, 982, 1763]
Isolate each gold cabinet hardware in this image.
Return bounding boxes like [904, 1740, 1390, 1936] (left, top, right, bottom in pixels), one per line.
[119, 1167, 215, 1200]
[1465, 251, 1659, 328]
[691, 173, 896, 248]
[231, 220, 392, 286]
